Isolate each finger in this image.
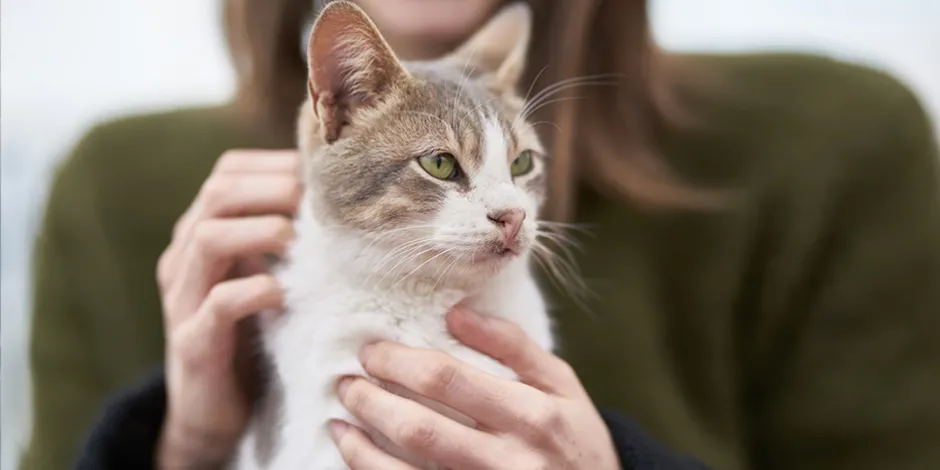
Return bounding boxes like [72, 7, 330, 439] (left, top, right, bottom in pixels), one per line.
[360, 342, 545, 432]
[447, 308, 582, 397]
[171, 274, 282, 372]
[330, 421, 420, 470]
[212, 149, 300, 174]
[339, 377, 502, 470]
[164, 216, 293, 320]
[162, 170, 301, 281]
[173, 173, 301, 244]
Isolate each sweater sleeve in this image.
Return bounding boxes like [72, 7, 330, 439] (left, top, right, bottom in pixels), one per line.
[73, 369, 166, 470]
[744, 75, 940, 468]
[602, 410, 712, 470]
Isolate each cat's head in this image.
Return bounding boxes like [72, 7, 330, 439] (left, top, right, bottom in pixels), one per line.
[299, 1, 546, 282]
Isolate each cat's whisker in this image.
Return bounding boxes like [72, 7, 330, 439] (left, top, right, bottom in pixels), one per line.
[509, 76, 617, 134]
[392, 246, 460, 289]
[368, 236, 466, 287]
[527, 73, 620, 100]
[536, 233, 584, 275]
[365, 237, 440, 286]
[537, 220, 593, 233]
[517, 77, 619, 121]
[372, 243, 440, 287]
[521, 96, 587, 122]
[536, 231, 584, 254]
[359, 224, 446, 253]
[432, 251, 464, 291]
[530, 247, 568, 299]
[451, 39, 480, 128]
[522, 64, 551, 108]
[520, 73, 621, 115]
[364, 233, 433, 262]
[531, 237, 595, 313]
[535, 224, 589, 241]
[525, 120, 562, 133]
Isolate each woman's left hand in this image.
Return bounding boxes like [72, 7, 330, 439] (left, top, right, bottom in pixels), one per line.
[330, 307, 621, 470]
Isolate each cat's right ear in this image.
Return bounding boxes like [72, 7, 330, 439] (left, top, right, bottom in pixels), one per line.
[306, 1, 408, 143]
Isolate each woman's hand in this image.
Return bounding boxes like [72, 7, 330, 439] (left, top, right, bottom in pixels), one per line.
[331, 308, 621, 470]
[155, 149, 301, 468]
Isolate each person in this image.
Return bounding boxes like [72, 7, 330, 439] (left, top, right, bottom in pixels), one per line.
[21, 0, 940, 468]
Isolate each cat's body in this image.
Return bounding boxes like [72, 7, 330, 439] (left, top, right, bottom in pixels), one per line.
[232, 3, 553, 469]
[234, 201, 552, 469]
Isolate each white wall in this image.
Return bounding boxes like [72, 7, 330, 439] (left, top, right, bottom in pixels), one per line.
[1, 1, 937, 468]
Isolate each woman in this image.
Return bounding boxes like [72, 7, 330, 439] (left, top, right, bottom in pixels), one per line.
[22, 0, 940, 469]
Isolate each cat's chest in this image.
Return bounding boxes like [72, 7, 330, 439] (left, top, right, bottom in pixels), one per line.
[265, 258, 465, 352]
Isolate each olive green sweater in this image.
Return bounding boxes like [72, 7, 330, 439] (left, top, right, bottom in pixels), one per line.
[21, 53, 940, 470]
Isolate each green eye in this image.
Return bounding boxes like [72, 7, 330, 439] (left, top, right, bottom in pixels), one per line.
[510, 150, 535, 177]
[419, 153, 460, 180]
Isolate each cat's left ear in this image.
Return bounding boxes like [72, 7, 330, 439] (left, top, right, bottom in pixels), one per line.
[447, 2, 532, 93]
[306, 1, 409, 143]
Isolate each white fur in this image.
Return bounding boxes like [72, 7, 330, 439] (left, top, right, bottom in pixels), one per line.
[231, 115, 553, 469]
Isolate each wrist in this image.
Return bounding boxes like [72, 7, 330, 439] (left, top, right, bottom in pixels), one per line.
[157, 414, 240, 469]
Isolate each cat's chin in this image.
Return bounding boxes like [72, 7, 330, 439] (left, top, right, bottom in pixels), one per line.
[464, 247, 528, 273]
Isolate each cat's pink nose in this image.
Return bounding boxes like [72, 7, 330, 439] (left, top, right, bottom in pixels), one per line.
[487, 208, 526, 249]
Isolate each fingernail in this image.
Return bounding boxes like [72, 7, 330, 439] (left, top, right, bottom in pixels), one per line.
[329, 420, 349, 440]
[337, 377, 354, 399]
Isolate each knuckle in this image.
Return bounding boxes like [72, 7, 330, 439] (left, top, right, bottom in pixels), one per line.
[553, 357, 578, 381]
[256, 274, 282, 297]
[398, 420, 438, 451]
[507, 452, 546, 470]
[265, 216, 295, 251]
[519, 455, 550, 470]
[269, 215, 294, 238]
[203, 283, 234, 321]
[250, 275, 283, 308]
[215, 149, 245, 171]
[285, 178, 304, 202]
[169, 331, 203, 371]
[501, 320, 527, 344]
[422, 358, 460, 395]
[192, 222, 219, 255]
[200, 176, 231, 211]
[519, 398, 560, 435]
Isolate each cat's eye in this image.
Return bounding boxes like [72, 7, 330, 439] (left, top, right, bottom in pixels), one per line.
[419, 153, 461, 180]
[510, 150, 535, 177]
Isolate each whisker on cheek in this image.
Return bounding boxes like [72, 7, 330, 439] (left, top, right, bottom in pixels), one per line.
[531, 227, 595, 315]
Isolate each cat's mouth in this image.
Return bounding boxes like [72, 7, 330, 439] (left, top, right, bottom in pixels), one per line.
[472, 241, 524, 264]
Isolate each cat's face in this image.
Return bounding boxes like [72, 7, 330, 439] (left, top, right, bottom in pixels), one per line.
[301, 2, 545, 281]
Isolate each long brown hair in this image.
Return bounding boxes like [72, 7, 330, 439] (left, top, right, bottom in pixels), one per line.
[224, 0, 690, 220]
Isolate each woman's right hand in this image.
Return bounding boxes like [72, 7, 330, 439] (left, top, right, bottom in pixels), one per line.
[155, 149, 302, 468]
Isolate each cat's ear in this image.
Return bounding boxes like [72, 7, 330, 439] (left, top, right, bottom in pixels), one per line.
[447, 2, 532, 92]
[306, 1, 408, 143]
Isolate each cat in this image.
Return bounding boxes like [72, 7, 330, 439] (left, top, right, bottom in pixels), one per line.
[231, 2, 554, 469]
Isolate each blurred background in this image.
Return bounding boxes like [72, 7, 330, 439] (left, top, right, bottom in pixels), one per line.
[1, 0, 937, 468]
